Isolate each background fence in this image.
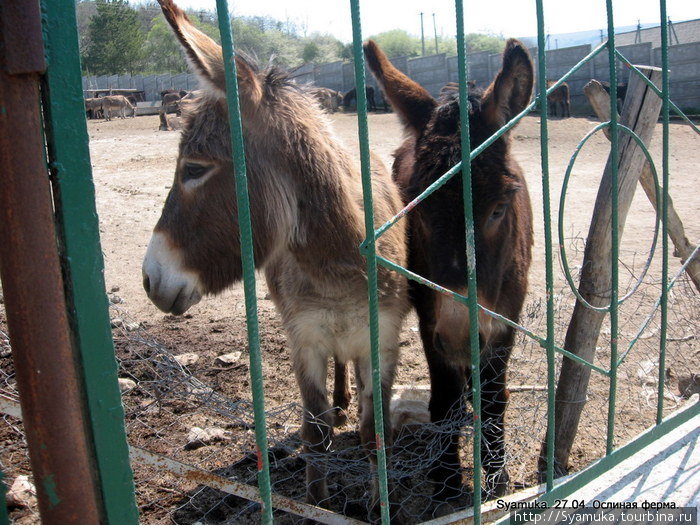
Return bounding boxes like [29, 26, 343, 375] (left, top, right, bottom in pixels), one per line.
[83, 40, 700, 115]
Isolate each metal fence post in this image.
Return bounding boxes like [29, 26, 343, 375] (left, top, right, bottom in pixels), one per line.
[0, 2, 110, 521]
[214, 1, 274, 522]
[349, 1, 392, 522]
[39, 0, 140, 521]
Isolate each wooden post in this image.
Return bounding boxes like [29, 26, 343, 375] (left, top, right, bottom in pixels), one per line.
[539, 66, 663, 477]
[584, 79, 700, 292]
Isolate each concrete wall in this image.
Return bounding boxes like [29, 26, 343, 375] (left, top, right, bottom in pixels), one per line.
[82, 40, 700, 114]
[654, 42, 700, 112]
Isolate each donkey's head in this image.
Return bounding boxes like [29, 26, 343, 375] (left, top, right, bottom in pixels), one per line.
[365, 39, 533, 365]
[142, 0, 280, 314]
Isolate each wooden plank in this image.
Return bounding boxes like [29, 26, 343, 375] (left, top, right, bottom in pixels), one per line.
[542, 67, 664, 477]
[584, 79, 700, 291]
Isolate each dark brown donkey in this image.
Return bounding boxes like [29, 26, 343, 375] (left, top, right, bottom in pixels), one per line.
[365, 39, 534, 510]
[546, 80, 571, 118]
[142, 0, 410, 515]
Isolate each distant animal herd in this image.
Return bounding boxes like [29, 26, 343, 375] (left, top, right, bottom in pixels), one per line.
[84, 94, 137, 120]
[84, 77, 626, 126]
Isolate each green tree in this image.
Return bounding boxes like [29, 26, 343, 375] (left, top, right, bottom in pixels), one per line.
[140, 14, 220, 74]
[83, 0, 146, 75]
[338, 42, 354, 60]
[140, 17, 187, 74]
[302, 41, 320, 63]
[76, 1, 98, 57]
[466, 33, 506, 54]
[369, 29, 421, 58]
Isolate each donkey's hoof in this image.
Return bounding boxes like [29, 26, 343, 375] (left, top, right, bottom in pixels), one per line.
[333, 407, 348, 427]
[484, 469, 510, 500]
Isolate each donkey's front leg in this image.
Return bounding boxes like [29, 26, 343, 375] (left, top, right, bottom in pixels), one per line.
[479, 342, 512, 499]
[294, 350, 334, 507]
[332, 359, 351, 427]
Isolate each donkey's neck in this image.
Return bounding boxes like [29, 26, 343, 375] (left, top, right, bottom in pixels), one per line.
[244, 104, 366, 276]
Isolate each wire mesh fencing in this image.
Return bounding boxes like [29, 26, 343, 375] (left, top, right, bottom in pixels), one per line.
[1, 261, 698, 523]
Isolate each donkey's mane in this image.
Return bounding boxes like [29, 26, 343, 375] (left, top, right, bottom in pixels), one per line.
[437, 85, 484, 108]
[178, 55, 326, 162]
[407, 85, 521, 209]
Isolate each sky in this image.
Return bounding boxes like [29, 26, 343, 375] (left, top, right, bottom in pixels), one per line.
[153, 0, 699, 42]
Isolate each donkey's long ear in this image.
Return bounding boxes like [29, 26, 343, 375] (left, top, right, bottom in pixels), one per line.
[481, 39, 534, 129]
[158, 0, 226, 92]
[364, 40, 436, 135]
[157, 0, 262, 106]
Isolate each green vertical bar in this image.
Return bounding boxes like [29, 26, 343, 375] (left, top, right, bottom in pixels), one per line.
[454, 1, 482, 521]
[348, 1, 391, 523]
[534, 0, 557, 492]
[39, 1, 139, 522]
[214, 2, 273, 522]
[605, 0, 619, 456]
[656, 0, 670, 424]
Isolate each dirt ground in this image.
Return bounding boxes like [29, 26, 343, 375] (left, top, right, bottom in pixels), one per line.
[1, 110, 698, 524]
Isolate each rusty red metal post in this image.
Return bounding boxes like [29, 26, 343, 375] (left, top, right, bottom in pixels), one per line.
[0, 2, 103, 523]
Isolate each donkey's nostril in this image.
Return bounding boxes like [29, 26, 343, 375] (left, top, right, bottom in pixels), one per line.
[143, 275, 151, 295]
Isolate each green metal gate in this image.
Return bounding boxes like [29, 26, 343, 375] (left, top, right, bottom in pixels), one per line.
[0, 0, 698, 523]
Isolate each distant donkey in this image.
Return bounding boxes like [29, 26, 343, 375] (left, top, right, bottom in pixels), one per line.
[343, 85, 378, 111]
[309, 87, 343, 113]
[599, 80, 628, 109]
[161, 89, 189, 114]
[101, 95, 136, 120]
[143, 0, 410, 518]
[546, 80, 571, 118]
[84, 97, 103, 120]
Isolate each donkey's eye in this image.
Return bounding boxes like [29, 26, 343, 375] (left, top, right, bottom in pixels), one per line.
[490, 203, 508, 220]
[183, 162, 211, 182]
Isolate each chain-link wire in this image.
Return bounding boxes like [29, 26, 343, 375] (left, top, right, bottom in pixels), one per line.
[1, 254, 697, 524]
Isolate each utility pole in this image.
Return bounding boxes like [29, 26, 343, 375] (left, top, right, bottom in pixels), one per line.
[432, 13, 439, 54]
[420, 12, 426, 56]
[669, 17, 680, 45]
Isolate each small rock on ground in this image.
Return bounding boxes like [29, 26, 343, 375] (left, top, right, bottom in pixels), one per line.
[215, 351, 242, 366]
[186, 426, 229, 449]
[6, 475, 37, 509]
[118, 378, 137, 392]
[174, 353, 200, 367]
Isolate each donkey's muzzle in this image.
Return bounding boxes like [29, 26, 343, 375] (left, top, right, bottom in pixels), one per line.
[142, 232, 203, 315]
[433, 288, 499, 366]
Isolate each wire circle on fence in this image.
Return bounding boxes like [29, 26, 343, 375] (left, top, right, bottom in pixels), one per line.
[558, 121, 662, 312]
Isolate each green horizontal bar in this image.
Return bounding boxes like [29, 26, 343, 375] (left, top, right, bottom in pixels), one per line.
[496, 398, 700, 525]
[372, 161, 464, 242]
[376, 255, 611, 377]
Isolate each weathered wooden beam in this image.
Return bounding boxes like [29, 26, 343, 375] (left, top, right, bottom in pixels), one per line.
[540, 66, 663, 478]
[584, 79, 700, 292]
